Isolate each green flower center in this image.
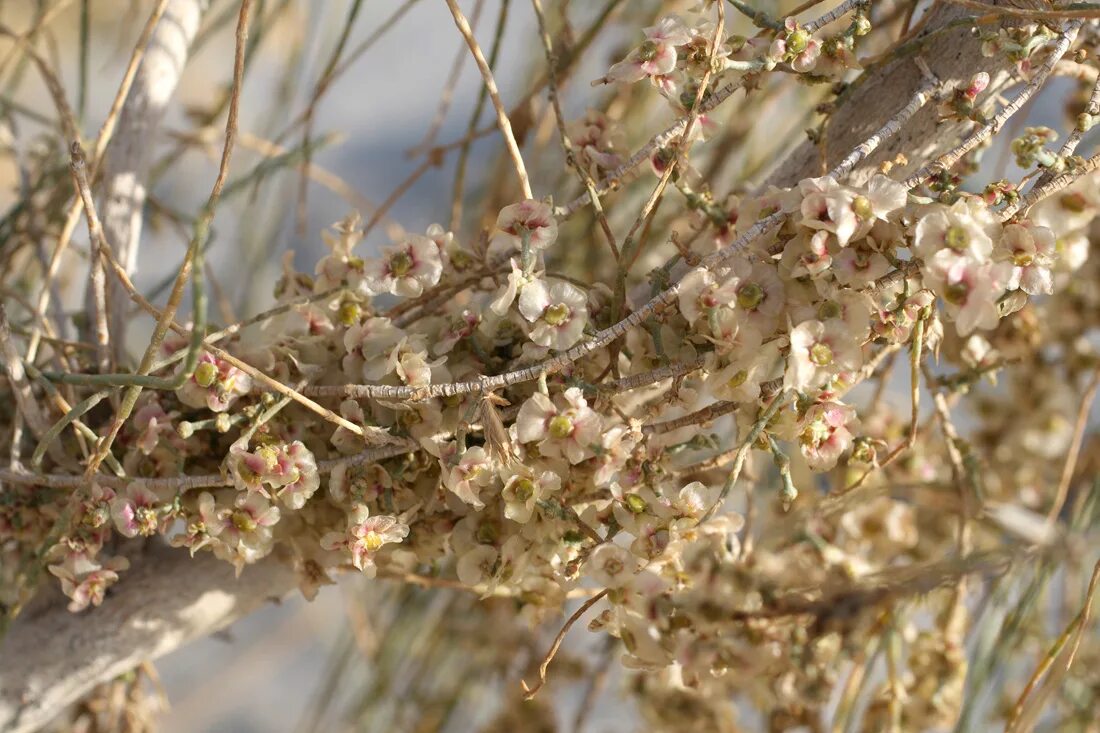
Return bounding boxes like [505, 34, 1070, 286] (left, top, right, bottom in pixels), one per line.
[389, 251, 414, 277]
[945, 224, 970, 251]
[338, 302, 360, 326]
[726, 369, 748, 389]
[549, 415, 574, 439]
[809, 342, 834, 366]
[1013, 251, 1034, 267]
[737, 282, 764, 310]
[544, 303, 571, 326]
[852, 195, 873, 219]
[513, 478, 536, 502]
[194, 361, 218, 388]
[944, 281, 970, 305]
[787, 29, 811, 54]
[638, 39, 659, 61]
[232, 511, 257, 533]
[624, 493, 648, 514]
[817, 301, 842, 320]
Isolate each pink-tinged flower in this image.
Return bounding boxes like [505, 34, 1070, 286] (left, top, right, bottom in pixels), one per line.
[770, 18, 821, 73]
[781, 229, 834, 279]
[320, 504, 409, 576]
[315, 215, 368, 293]
[913, 198, 997, 261]
[229, 440, 321, 510]
[677, 267, 739, 325]
[342, 317, 402, 378]
[434, 306, 481, 355]
[566, 109, 623, 174]
[853, 175, 908, 233]
[518, 278, 589, 350]
[500, 468, 560, 523]
[515, 387, 601, 464]
[371, 336, 443, 387]
[200, 490, 281, 571]
[48, 552, 130, 612]
[998, 221, 1057, 295]
[728, 259, 787, 333]
[833, 242, 893, 288]
[872, 288, 935, 344]
[586, 543, 640, 588]
[706, 339, 783, 403]
[489, 259, 531, 316]
[799, 176, 859, 246]
[490, 199, 558, 253]
[110, 483, 162, 538]
[786, 319, 864, 392]
[925, 250, 1014, 336]
[131, 399, 175, 455]
[176, 353, 252, 413]
[442, 445, 495, 508]
[363, 234, 443, 298]
[798, 401, 857, 471]
[704, 308, 762, 357]
[606, 16, 691, 83]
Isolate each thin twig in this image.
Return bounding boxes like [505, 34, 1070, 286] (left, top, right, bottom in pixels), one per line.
[521, 590, 609, 699]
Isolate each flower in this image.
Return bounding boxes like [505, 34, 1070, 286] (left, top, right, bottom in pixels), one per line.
[799, 176, 858, 246]
[518, 278, 589, 350]
[176, 353, 252, 413]
[342, 316, 402, 378]
[131, 399, 175, 455]
[998, 221, 1057, 295]
[364, 234, 443, 297]
[786, 319, 864, 392]
[606, 16, 691, 83]
[770, 18, 821, 73]
[48, 552, 130, 612]
[199, 490, 281, 571]
[798, 401, 857, 471]
[913, 198, 997, 261]
[500, 468, 560, 523]
[315, 215, 368, 293]
[587, 543, 640, 588]
[515, 387, 601, 464]
[490, 199, 558, 253]
[677, 267, 738, 325]
[228, 440, 321, 510]
[442, 445, 496, 508]
[925, 250, 1013, 335]
[110, 483, 162, 538]
[320, 504, 409, 576]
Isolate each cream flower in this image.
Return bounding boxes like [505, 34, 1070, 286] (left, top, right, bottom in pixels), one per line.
[515, 387, 601, 464]
[798, 401, 857, 471]
[913, 197, 997, 261]
[998, 220, 1057, 295]
[518, 278, 589, 350]
[785, 319, 864, 392]
[363, 234, 443, 297]
[606, 15, 690, 83]
[320, 504, 409, 576]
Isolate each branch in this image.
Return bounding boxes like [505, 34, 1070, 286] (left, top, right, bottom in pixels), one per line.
[0, 541, 297, 733]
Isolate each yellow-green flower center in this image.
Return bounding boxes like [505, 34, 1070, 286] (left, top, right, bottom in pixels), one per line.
[363, 531, 384, 552]
[549, 415, 574, 439]
[232, 511, 257, 533]
[817, 301, 842, 320]
[544, 303, 570, 326]
[809, 342, 834, 366]
[513, 478, 536, 502]
[944, 281, 970, 305]
[1013, 251, 1034, 267]
[726, 369, 748, 389]
[737, 282, 764, 310]
[389, 251, 414, 277]
[194, 361, 218, 388]
[624, 493, 648, 514]
[852, 195, 873, 219]
[787, 29, 811, 54]
[945, 224, 970, 251]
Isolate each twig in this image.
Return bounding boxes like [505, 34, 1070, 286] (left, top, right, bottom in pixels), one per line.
[1003, 150, 1100, 218]
[1044, 367, 1100, 528]
[521, 590, 609, 699]
[69, 143, 111, 373]
[904, 19, 1083, 188]
[444, 0, 532, 199]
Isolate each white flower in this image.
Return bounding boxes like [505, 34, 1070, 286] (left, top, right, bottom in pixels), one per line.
[500, 468, 560, 523]
[515, 387, 601, 464]
[442, 445, 495, 508]
[320, 504, 409, 576]
[606, 16, 690, 83]
[785, 319, 864, 392]
[799, 175, 858, 246]
[798, 401, 857, 471]
[677, 267, 738, 325]
[728, 259, 786, 333]
[913, 198, 997, 261]
[518, 278, 589, 350]
[587, 543, 640, 588]
[925, 250, 1013, 336]
[998, 221, 1057, 295]
[456, 544, 499, 586]
[363, 234, 442, 297]
[852, 174, 908, 236]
